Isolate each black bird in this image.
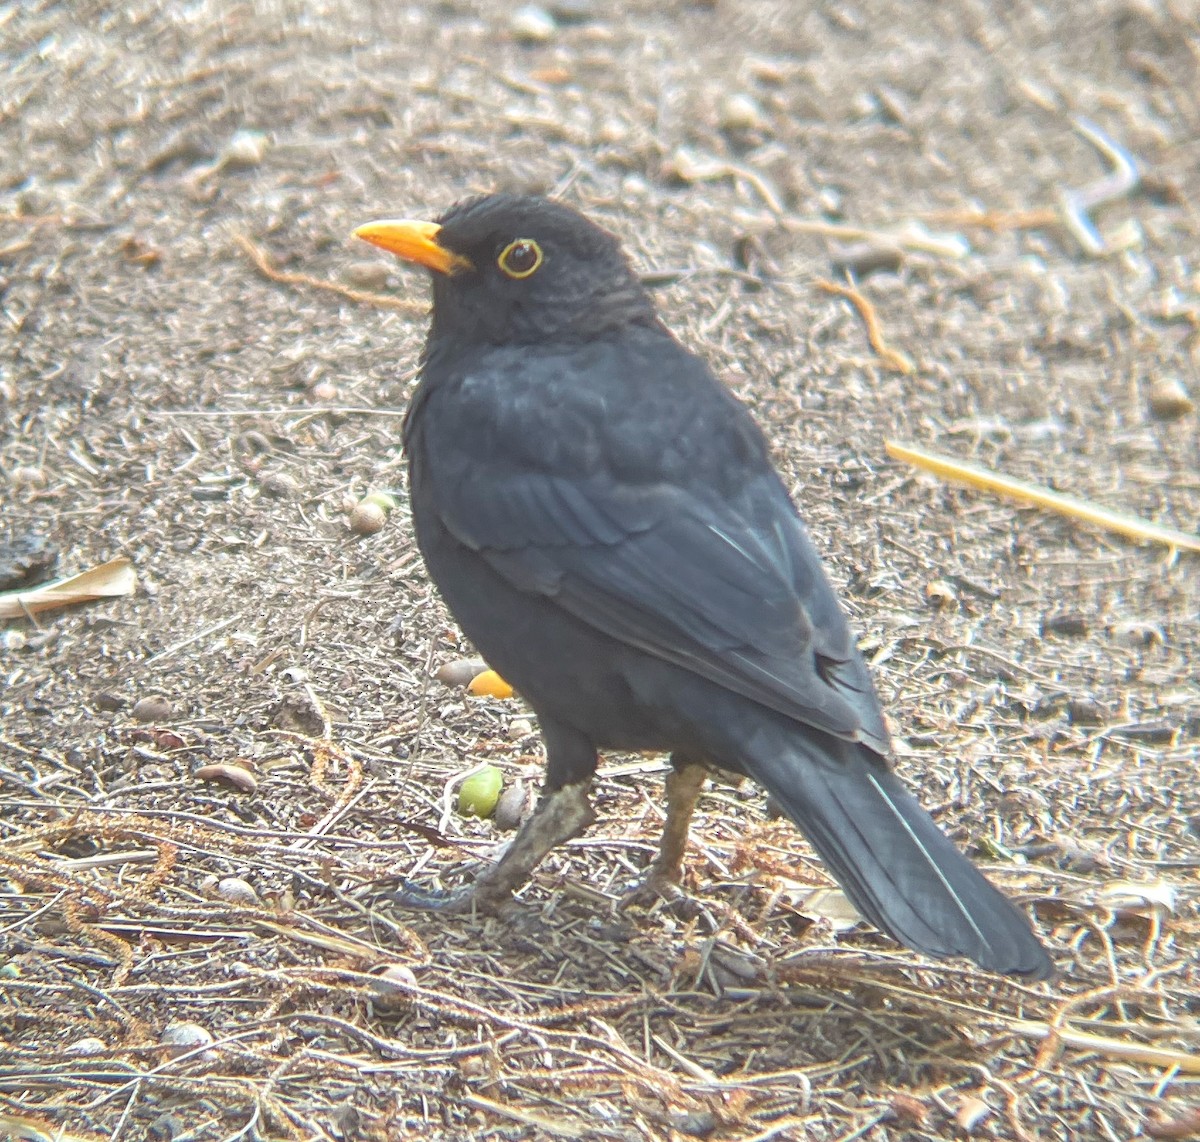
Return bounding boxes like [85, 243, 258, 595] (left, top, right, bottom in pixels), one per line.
[353, 194, 1051, 978]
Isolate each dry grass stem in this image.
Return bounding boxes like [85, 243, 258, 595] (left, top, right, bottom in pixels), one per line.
[886, 442, 1200, 554]
[816, 279, 916, 373]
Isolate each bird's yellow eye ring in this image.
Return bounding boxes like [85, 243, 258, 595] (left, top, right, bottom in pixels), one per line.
[497, 238, 543, 279]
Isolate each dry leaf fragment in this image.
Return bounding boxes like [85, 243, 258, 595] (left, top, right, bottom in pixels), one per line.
[795, 886, 863, 932]
[0, 555, 136, 619]
[194, 763, 259, 794]
[887, 1092, 928, 1127]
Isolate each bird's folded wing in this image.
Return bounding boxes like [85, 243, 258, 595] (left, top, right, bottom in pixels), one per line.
[436, 466, 890, 751]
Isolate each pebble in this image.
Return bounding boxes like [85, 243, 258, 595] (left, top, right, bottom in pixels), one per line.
[343, 261, 391, 290]
[259, 470, 301, 499]
[548, 0, 593, 22]
[1041, 612, 1089, 637]
[376, 963, 417, 988]
[215, 876, 259, 906]
[1147, 376, 1194, 420]
[10, 464, 48, 489]
[511, 5, 557, 42]
[131, 695, 173, 723]
[222, 128, 269, 168]
[719, 92, 764, 133]
[159, 1022, 217, 1061]
[507, 717, 534, 740]
[65, 1036, 107, 1055]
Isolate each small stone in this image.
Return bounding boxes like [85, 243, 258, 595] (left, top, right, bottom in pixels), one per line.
[349, 499, 388, 535]
[548, 0, 592, 22]
[271, 691, 327, 736]
[370, 963, 417, 1010]
[829, 241, 903, 279]
[259, 470, 301, 499]
[507, 717, 534, 740]
[9, 464, 48, 489]
[376, 963, 417, 988]
[194, 763, 258, 794]
[817, 186, 843, 216]
[1042, 612, 1089, 637]
[66, 1036, 107, 1055]
[215, 876, 259, 906]
[718, 92, 764, 133]
[1147, 376, 1194, 420]
[511, 4, 557, 42]
[222, 129, 269, 167]
[1067, 698, 1106, 726]
[95, 691, 126, 712]
[131, 695, 173, 723]
[159, 1022, 217, 1062]
[311, 380, 339, 402]
[343, 261, 391, 290]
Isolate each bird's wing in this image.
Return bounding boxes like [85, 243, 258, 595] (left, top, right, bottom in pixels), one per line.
[432, 461, 891, 751]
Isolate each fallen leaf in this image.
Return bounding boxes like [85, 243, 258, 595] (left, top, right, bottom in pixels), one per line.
[0, 556, 136, 618]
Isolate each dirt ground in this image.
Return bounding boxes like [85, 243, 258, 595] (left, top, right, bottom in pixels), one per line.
[2, 1, 1199, 1139]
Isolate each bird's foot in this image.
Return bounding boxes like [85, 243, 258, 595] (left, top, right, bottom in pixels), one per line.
[388, 781, 595, 916]
[387, 872, 512, 914]
[618, 863, 704, 921]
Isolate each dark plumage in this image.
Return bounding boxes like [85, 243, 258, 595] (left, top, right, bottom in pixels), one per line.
[353, 194, 1051, 979]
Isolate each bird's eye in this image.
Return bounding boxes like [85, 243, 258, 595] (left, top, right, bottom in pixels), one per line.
[497, 239, 543, 279]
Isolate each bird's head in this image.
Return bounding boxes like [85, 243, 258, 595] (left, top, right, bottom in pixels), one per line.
[353, 194, 657, 348]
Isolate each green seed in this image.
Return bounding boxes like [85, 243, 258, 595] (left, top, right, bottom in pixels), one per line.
[457, 765, 504, 818]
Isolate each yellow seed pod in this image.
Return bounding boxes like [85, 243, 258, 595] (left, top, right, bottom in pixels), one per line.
[458, 765, 504, 818]
[467, 670, 514, 699]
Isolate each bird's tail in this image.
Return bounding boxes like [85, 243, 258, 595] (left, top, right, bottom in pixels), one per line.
[747, 731, 1051, 978]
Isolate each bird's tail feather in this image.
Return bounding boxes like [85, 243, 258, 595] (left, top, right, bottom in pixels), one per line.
[750, 733, 1051, 978]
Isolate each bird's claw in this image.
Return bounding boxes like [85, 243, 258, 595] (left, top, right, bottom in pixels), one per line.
[387, 877, 510, 915]
[618, 867, 704, 921]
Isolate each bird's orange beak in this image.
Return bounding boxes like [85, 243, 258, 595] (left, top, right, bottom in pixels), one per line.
[352, 219, 473, 275]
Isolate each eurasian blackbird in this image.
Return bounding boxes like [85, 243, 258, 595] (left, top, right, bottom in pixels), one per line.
[354, 194, 1051, 979]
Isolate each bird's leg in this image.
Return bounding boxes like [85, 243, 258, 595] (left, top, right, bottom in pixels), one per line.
[391, 780, 596, 914]
[621, 754, 707, 907]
